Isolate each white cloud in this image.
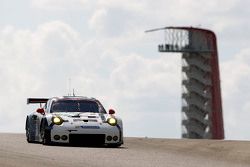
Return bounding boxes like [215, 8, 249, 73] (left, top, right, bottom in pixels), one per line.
[124, 110, 181, 138]
[0, 21, 84, 132]
[31, 0, 92, 10]
[110, 54, 180, 98]
[2, 0, 250, 139]
[0, 20, 182, 137]
[97, 0, 146, 12]
[88, 8, 108, 34]
[88, 7, 143, 37]
[221, 49, 250, 97]
[221, 48, 250, 139]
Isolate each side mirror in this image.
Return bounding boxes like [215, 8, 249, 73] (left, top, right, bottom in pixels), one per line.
[108, 109, 115, 115]
[36, 108, 45, 115]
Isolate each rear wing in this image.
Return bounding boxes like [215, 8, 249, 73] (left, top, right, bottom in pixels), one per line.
[27, 98, 49, 104]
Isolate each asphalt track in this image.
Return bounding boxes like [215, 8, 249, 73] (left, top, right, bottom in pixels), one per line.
[0, 133, 250, 167]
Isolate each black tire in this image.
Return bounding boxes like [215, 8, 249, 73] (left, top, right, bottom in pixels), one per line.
[25, 118, 32, 143]
[40, 119, 51, 145]
[107, 143, 122, 148]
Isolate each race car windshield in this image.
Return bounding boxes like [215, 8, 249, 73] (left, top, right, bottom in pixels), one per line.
[51, 100, 100, 113]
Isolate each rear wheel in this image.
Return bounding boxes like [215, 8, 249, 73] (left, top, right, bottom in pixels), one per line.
[25, 119, 32, 143]
[40, 120, 51, 145]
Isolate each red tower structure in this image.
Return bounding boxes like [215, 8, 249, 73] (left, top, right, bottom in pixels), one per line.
[146, 27, 224, 139]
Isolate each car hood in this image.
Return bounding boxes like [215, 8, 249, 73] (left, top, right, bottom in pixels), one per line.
[52, 112, 107, 123]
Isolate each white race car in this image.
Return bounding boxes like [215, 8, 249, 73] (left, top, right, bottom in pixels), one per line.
[25, 96, 123, 147]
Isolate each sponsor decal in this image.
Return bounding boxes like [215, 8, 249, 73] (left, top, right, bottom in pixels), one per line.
[80, 126, 100, 129]
[73, 119, 82, 122]
[88, 116, 97, 118]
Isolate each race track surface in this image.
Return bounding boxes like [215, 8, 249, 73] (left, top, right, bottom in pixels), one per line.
[0, 133, 250, 167]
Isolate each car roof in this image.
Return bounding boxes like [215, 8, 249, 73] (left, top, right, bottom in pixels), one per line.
[51, 96, 97, 102]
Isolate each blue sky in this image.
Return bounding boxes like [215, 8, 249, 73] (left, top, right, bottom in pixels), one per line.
[0, 0, 250, 139]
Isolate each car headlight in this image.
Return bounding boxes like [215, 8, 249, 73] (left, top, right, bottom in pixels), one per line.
[107, 117, 117, 126]
[52, 116, 64, 125]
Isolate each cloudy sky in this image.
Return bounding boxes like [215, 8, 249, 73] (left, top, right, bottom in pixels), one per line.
[0, 0, 250, 139]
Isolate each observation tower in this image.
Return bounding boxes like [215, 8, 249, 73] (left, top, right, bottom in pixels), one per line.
[146, 27, 224, 139]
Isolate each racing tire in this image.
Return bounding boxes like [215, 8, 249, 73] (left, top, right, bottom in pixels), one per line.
[40, 120, 51, 145]
[25, 119, 32, 143]
[107, 143, 122, 148]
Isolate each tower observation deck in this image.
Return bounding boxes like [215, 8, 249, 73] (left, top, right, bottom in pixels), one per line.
[146, 27, 224, 139]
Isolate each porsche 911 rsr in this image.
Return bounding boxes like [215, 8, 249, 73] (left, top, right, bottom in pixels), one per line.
[25, 96, 123, 147]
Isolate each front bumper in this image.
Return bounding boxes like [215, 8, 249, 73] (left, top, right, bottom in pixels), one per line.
[49, 122, 123, 145]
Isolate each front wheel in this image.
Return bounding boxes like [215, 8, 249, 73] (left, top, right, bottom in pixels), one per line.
[107, 143, 122, 148]
[40, 120, 51, 145]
